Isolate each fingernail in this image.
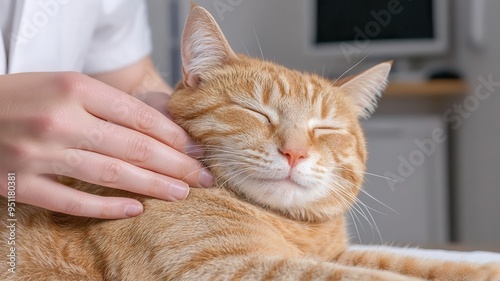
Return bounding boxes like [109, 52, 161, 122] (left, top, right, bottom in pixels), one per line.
[124, 204, 143, 217]
[170, 182, 190, 200]
[185, 139, 204, 158]
[199, 169, 213, 188]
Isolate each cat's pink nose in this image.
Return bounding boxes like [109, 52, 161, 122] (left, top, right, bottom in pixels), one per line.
[279, 146, 309, 168]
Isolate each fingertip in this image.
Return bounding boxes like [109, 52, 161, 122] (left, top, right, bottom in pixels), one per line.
[198, 169, 213, 188]
[169, 182, 190, 201]
[124, 203, 144, 217]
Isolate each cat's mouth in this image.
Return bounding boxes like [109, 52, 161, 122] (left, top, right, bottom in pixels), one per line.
[265, 177, 307, 190]
[246, 167, 306, 187]
[276, 177, 295, 185]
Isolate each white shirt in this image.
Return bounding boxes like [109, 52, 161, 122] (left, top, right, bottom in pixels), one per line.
[0, 1, 15, 59]
[0, 0, 152, 75]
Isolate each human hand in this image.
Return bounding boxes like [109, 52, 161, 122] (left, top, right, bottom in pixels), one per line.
[0, 72, 212, 219]
[132, 91, 173, 118]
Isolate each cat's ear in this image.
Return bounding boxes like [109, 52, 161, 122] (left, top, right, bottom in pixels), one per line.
[339, 61, 392, 119]
[181, 5, 238, 88]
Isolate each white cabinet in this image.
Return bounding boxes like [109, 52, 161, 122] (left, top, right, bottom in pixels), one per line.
[348, 116, 449, 245]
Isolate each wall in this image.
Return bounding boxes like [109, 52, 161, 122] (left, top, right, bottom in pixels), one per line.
[146, 0, 177, 85]
[453, 0, 500, 245]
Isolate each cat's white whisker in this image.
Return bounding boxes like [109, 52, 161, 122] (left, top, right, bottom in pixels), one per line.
[253, 26, 264, 59]
[192, 145, 250, 156]
[334, 181, 387, 241]
[331, 51, 374, 87]
[346, 199, 382, 242]
[336, 167, 400, 183]
[358, 188, 399, 216]
[240, 40, 250, 56]
[348, 208, 364, 244]
[330, 168, 399, 216]
[217, 167, 255, 190]
[319, 174, 383, 241]
[359, 200, 384, 242]
[365, 171, 400, 183]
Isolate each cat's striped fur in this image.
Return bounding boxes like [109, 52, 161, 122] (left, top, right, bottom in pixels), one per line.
[1, 4, 499, 281]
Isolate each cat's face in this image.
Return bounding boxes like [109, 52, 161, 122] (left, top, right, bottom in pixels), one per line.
[168, 6, 391, 222]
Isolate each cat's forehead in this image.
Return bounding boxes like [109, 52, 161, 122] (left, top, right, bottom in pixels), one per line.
[225, 62, 342, 120]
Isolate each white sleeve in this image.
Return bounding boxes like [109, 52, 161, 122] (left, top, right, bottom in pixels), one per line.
[83, 0, 153, 74]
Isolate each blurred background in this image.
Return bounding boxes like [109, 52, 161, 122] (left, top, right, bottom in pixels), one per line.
[145, 0, 499, 250]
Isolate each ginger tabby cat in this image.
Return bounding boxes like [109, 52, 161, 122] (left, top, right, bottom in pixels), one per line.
[1, 5, 500, 281]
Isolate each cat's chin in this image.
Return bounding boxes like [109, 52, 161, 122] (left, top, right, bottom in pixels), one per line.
[226, 176, 344, 222]
[229, 175, 330, 214]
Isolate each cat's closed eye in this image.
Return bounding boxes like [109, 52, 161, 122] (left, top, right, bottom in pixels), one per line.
[242, 107, 272, 124]
[313, 126, 340, 133]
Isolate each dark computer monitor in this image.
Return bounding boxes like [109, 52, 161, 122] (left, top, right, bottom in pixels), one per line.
[307, 0, 448, 61]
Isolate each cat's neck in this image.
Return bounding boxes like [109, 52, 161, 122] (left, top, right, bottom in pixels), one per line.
[265, 213, 349, 260]
[190, 187, 349, 260]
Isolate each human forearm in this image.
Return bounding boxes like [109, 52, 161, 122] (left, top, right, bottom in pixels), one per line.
[91, 56, 173, 96]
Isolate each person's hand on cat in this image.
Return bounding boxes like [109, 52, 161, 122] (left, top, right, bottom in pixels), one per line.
[132, 91, 174, 118]
[0, 72, 213, 219]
